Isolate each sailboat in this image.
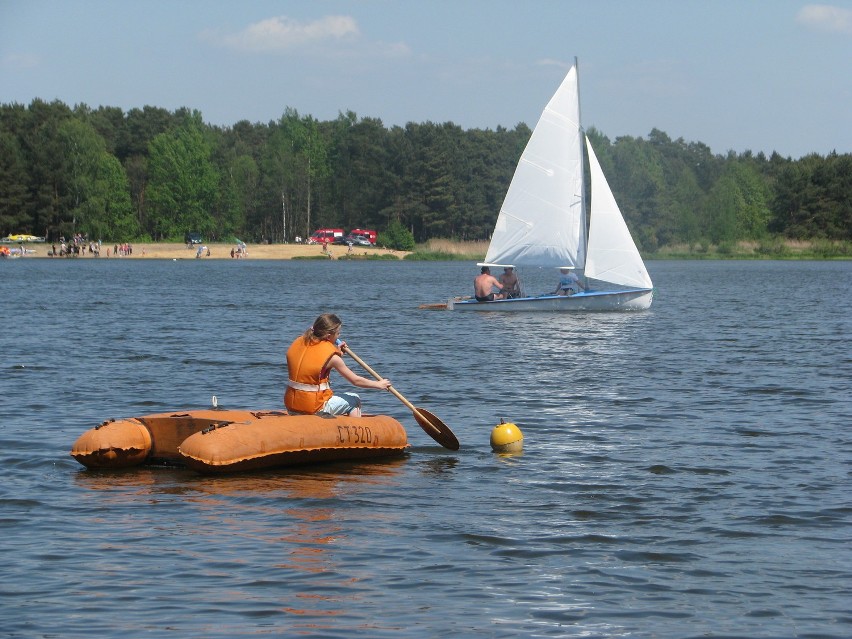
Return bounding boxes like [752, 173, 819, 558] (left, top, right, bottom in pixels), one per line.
[448, 61, 653, 312]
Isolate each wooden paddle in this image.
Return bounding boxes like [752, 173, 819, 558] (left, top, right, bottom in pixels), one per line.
[342, 345, 460, 450]
[418, 296, 470, 310]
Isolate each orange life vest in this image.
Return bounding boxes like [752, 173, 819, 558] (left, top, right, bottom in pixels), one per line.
[284, 337, 341, 414]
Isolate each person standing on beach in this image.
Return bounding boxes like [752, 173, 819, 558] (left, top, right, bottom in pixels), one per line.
[285, 314, 391, 418]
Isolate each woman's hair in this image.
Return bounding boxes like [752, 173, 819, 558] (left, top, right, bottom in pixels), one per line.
[303, 313, 342, 344]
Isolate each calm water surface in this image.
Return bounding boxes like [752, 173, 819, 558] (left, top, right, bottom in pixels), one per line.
[1, 258, 850, 638]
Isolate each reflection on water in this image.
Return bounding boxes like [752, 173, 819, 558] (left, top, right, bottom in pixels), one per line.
[74, 459, 408, 497]
[69, 460, 412, 627]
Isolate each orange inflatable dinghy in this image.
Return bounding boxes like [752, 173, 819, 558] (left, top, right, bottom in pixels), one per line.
[71, 409, 409, 473]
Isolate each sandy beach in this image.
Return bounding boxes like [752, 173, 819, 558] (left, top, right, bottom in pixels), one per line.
[28, 242, 410, 260]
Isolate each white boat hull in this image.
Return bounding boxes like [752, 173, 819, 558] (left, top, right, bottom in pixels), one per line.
[448, 289, 653, 312]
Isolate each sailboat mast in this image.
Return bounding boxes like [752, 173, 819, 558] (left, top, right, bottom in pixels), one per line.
[575, 57, 582, 132]
[575, 57, 589, 271]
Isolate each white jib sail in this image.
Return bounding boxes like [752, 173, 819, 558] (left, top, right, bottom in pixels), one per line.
[484, 65, 586, 268]
[584, 137, 653, 290]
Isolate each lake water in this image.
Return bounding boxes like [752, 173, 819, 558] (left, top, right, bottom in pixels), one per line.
[1, 258, 850, 638]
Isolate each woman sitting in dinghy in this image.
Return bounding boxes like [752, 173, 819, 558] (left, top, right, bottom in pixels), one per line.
[285, 313, 392, 417]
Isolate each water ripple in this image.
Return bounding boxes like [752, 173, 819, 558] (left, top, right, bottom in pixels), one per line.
[0, 260, 849, 638]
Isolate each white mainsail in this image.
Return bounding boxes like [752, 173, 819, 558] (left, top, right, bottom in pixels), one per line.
[448, 61, 653, 312]
[584, 138, 654, 289]
[483, 65, 586, 268]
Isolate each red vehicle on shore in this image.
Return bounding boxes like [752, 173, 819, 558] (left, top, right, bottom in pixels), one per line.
[307, 228, 343, 244]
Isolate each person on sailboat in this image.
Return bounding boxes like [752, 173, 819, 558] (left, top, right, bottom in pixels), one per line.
[285, 313, 392, 418]
[499, 267, 521, 299]
[552, 268, 585, 296]
[474, 266, 505, 302]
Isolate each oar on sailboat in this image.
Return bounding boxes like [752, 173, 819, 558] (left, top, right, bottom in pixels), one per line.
[419, 296, 470, 310]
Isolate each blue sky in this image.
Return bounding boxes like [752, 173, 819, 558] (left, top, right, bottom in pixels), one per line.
[2, 0, 851, 158]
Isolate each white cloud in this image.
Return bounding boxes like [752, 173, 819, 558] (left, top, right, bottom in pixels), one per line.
[1, 53, 40, 69]
[215, 15, 360, 52]
[796, 4, 852, 35]
[535, 58, 572, 70]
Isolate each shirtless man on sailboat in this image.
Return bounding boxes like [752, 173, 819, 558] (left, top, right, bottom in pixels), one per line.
[474, 266, 505, 302]
[499, 267, 521, 298]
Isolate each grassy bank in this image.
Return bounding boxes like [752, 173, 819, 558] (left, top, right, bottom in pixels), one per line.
[405, 238, 490, 261]
[21, 238, 848, 261]
[646, 239, 851, 260]
[404, 238, 851, 261]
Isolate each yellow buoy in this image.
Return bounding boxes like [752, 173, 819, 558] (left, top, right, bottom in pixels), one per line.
[490, 419, 523, 453]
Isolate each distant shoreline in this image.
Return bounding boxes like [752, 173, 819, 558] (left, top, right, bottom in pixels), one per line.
[7, 238, 850, 261]
[17, 242, 409, 260]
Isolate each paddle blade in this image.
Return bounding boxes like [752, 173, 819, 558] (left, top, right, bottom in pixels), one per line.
[413, 407, 460, 450]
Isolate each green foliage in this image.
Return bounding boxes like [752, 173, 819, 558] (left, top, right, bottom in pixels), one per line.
[55, 119, 136, 240]
[648, 238, 852, 260]
[810, 239, 850, 258]
[404, 250, 472, 261]
[378, 220, 415, 251]
[78, 153, 136, 240]
[717, 241, 735, 255]
[0, 99, 849, 249]
[146, 114, 218, 240]
[770, 152, 852, 240]
[332, 252, 401, 261]
[0, 131, 30, 232]
[757, 238, 788, 256]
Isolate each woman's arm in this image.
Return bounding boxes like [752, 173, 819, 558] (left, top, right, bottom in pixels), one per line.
[328, 355, 391, 390]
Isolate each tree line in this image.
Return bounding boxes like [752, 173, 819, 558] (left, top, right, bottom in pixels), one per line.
[1, 99, 849, 249]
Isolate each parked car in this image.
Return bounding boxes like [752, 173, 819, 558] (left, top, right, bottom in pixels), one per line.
[345, 234, 372, 246]
[349, 228, 377, 244]
[185, 232, 203, 245]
